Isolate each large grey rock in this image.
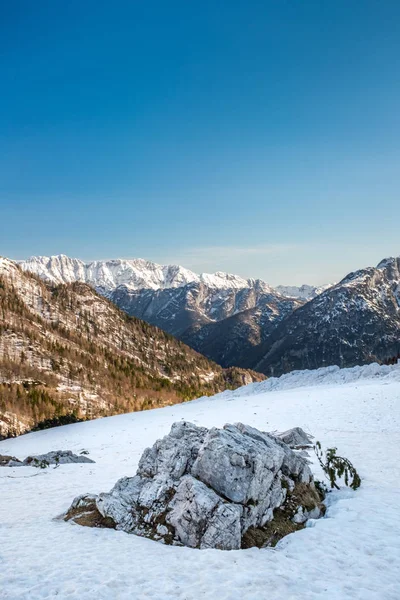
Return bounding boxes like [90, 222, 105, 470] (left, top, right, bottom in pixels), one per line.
[65, 421, 322, 550]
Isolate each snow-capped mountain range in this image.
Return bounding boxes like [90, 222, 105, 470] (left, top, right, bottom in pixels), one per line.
[19, 254, 324, 298]
[18, 253, 400, 377]
[18, 255, 322, 367]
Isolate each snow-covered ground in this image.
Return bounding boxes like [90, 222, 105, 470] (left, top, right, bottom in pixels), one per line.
[1, 363, 400, 599]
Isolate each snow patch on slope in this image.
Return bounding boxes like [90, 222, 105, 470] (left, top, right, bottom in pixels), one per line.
[208, 361, 400, 400]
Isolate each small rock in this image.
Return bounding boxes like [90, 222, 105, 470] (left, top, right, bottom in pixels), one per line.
[156, 524, 169, 536]
[292, 506, 307, 524]
[307, 506, 322, 520]
[278, 427, 313, 448]
[0, 455, 23, 467]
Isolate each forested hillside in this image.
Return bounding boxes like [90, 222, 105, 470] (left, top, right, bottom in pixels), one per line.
[0, 258, 263, 437]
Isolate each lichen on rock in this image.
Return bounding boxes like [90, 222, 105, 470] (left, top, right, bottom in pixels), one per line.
[64, 422, 324, 550]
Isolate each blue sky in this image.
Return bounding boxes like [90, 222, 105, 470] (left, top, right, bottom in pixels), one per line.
[1, 1, 399, 285]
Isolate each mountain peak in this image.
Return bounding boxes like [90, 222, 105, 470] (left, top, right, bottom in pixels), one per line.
[376, 256, 400, 270]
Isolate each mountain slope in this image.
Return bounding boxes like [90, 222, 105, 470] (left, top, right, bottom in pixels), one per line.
[109, 280, 300, 337]
[110, 282, 217, 337]
[254, 257, 400, 376]
[181, 294, 302, 367]
[0, 258, 263, 437]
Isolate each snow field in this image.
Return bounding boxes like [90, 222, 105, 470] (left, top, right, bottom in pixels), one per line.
[1, 363, 400, 599]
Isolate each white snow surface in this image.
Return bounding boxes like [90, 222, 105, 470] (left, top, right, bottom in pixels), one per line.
[1, 362, 400, 599]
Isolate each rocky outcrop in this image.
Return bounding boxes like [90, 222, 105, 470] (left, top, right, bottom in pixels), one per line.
[65, 422, 323, 550]
[23, 450, 95, 467]
[1, 450, 95, 467]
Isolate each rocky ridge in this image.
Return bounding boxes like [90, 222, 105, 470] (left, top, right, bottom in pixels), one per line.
[19, 255, 260, 293]
[0, 450, 95, 467]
